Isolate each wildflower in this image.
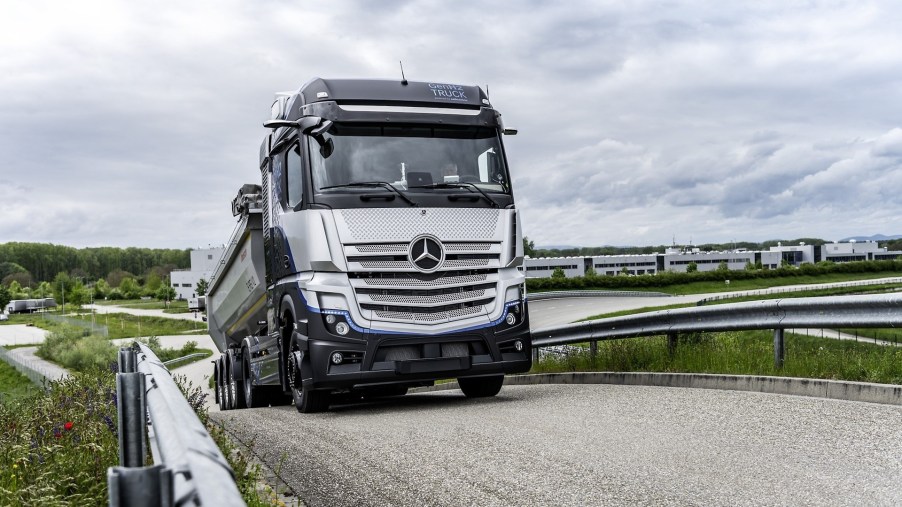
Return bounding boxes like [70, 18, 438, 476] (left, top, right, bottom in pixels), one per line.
[64, 421, 74, 431]
[12, 464, 17, 469]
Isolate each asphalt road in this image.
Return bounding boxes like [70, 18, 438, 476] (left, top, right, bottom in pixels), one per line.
[192, 279, 902, 505]
[213, 384, 902, 506]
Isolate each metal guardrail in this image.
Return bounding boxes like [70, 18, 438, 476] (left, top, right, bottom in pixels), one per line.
[531, 293, 902, 367]
[528, 290, 670, 301]
[107, 344, 244, 507]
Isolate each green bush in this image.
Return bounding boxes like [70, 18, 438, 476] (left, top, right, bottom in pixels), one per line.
[37, 327, 117, 372]
[0, 370, 118, 505]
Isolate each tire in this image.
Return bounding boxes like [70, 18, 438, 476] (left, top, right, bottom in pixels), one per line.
[458, 375, 504, 398]
[289, 346, 330, 413]
[217, 356, 230, 410]
[229, 350, 247, 409]
[213, 359, 221, 406]
[241, 348, 265, 408]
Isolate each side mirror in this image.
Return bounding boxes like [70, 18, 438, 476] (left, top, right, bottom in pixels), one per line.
[502, 128, 518, 135]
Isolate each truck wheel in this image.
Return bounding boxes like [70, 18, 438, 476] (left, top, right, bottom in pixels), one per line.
[289, 348, 330, 413]
[229, 350, 247, 409]
[213, 360, 221, 406]
[217, 356, 230, 410]
[458, 375, 504, 398]
[241, 348, 265, 408]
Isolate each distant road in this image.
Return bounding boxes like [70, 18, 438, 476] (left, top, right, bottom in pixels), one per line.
[528, 276, 902, 326]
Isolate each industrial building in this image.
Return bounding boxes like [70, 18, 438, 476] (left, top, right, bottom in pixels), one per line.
[170, 247, 224, 300]
[525, 241, 902, 278]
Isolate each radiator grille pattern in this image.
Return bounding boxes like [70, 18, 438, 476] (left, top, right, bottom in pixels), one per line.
[346, 241, 501, 325]
[340, 208, 501, 242]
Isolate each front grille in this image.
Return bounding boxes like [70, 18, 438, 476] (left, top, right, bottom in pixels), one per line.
[347, 242, 501, 324]
[374, 305, 486, 322]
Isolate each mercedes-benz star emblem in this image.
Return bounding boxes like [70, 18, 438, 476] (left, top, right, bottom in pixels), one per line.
[408, 235, 445, 273]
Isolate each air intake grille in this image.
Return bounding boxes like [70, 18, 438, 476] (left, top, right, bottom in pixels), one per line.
[346, 241, 501, 325]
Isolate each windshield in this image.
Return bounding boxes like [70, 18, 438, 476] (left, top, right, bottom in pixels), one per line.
[310, 124, 510, 194]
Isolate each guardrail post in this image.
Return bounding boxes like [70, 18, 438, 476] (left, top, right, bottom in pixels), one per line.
[108, 465, 173, 507]
[667, 332, 678, 356]
[589, 341, 597, 362]
[117, 371, 147, 467]
[532, 344, 540, 363]
[773, 328, 785, 369]
[119, 347, 137, 374]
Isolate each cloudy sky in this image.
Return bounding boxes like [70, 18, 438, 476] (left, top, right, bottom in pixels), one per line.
[2, 0, 902, 249]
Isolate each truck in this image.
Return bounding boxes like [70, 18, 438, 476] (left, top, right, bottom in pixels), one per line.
[207, 78, 531, 413]
[188, 296, 205, 312]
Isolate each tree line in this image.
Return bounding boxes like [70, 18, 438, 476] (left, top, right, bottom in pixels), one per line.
[0, 242, 189, 284]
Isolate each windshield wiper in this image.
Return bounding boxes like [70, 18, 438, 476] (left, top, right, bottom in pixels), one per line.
[409, 182, 500, 208]
[320, 181, 418, 207]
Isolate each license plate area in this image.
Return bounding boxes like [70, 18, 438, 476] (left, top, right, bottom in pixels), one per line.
[394, 355, 472, 375]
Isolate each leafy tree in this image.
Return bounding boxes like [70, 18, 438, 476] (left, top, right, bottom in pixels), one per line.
[107, 269, 135, 288]
[522, 236, 536, 257]
[584, 267, 597, 278]
[717, 261, 730, 272]
[551, 267, 566, 279]
[195, 277, 209, 297]
[620, 266, 630, 275]
[68, 281, 92, 307]
[744, 261, 755, 271]
[686, 262, 698, 273]
[119, 278, 141, 299]
[156, 285, 177, 301]
[0, 285, 10, 308]
[51, 272, 74, 305]
[6, 280, 25, 299]
[145, 273, 162, 293]
[0, 261, 28, 282]
[2, 271, 33, 288]
[93, 278, 110, 299]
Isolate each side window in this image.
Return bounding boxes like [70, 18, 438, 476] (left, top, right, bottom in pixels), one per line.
[286, 143, 303, 208]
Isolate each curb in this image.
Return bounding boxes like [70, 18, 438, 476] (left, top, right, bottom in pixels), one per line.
[528, 290, 670, 301]
[412, 372, 902, 406]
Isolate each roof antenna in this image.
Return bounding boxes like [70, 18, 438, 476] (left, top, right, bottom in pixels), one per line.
[399, 61, 408, 86]
[486, 84, 490, 99]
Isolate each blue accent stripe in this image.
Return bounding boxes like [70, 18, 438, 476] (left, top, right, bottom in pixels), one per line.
[297, 283, 519, 336]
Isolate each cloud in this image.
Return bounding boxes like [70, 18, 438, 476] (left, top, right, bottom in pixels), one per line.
[2, 1, 902, 248]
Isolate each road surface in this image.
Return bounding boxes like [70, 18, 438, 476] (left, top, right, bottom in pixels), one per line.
[214, 384, 902, 506]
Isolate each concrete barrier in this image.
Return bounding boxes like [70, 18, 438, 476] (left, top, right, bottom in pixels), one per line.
[414, 372, 902, 406]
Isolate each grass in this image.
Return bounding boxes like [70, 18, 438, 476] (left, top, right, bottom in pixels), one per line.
[569, 271, 902, 296]
[0, 369, 119, 505]
[34, 326, 213, 373]
[0, 359, 37, 404]
[0, 366, 286, 505]
[73, 313, 202, 339]
[533, 330, 902, 385]
[578, 283, 902, 322]
[1, 312, 204, 339]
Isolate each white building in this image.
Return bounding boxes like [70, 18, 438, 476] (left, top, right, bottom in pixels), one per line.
[170, 247, 224, 300]
[819, 241, 879, 262]
[768, 244, 816, 265]
[523, 257, 586, 278]
[591, 254, 660, 276]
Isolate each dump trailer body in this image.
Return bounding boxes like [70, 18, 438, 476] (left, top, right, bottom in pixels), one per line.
[206, 210, 267, 353]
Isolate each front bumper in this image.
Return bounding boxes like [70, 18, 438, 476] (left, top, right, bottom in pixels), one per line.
[305, 324, 532, 390]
